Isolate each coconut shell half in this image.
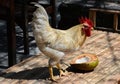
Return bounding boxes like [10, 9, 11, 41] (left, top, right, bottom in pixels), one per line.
[70, 54, 99, 71]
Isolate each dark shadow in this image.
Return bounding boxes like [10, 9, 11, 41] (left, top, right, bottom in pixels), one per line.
[0, 66, 8, 72]
[0, 22, 8, 52]
[0, 21, 9, 71]
[0, 67, 60, 80]
[66, 66, 94, 73]
[0, 66, 8, 69]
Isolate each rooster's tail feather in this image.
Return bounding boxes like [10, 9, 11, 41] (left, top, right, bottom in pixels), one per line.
[31, 2, 49, 22]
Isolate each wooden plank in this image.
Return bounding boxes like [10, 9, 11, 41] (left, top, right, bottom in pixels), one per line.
[89, 8, 120, 14]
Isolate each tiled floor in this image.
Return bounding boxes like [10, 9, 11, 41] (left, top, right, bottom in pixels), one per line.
[0, 20, 40, 71]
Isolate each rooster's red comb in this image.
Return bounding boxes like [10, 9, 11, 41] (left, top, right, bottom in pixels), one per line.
[79, 17, 93, 27]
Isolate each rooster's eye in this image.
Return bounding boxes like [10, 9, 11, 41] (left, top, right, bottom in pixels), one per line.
[83, 25, 89, 28]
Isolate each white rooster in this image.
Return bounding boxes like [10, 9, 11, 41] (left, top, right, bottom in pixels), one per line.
[32, 3, 93, 81]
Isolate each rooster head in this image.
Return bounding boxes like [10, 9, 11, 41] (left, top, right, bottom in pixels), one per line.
[79, 17, 93, 37]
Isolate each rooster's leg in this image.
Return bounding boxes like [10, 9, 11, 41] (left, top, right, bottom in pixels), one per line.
[49, 65, 55, 81]
[56, 63, 67, 77]
[49, 65, 59, 81]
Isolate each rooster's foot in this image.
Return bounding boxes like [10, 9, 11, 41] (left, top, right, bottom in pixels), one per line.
[59, 69, 68, 77]
[49, 76, 59, 82]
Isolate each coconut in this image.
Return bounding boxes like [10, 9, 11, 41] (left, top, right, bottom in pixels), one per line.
[70, 54, 99, 71]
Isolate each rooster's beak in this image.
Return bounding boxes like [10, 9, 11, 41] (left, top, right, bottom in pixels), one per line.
[91, 27, 94, 30]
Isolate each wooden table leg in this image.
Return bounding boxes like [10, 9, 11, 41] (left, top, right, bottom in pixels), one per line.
[22, 4, 29, 55]
[89, 10, 96, 27]
[7, 17, 16, 67]
[113, 13, 118, 31]
[7, 0, 16, 67]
